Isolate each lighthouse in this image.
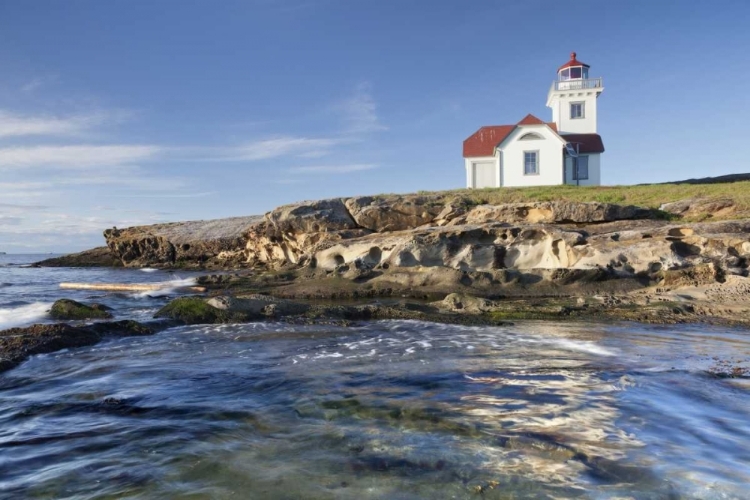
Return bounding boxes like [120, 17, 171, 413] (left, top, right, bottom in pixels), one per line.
[546, 52, 604, 134]
[463, 52, 605, 188]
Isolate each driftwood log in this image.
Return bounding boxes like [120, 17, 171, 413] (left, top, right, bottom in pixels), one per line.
[59, 283, 206, 293]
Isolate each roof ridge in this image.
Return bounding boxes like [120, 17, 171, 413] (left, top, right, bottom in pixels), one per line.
[517, 113, 545, 125]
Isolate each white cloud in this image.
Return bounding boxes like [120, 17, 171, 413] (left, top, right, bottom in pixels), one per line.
[289, 164, 377, 174]
[0, 109, 133, 138]
[0, 144, 161, 169]
[210, 136, 343, 161]
[0, 216, 23, 226]
[20, 75, 59, 93]
[110, 191, 217, 198]
[335, 82, 387, 134]
[0, 201, 49, 210]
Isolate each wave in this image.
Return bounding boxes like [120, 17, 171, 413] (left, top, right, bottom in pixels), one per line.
[0, 302, 51, 330]
[133, 277, 198, 299]
[139, 268, 160, 273]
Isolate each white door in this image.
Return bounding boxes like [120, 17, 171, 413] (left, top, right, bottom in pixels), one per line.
[472, 161, 496, 188]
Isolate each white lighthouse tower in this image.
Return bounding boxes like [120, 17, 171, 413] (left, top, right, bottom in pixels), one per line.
[546, 52, 604, 134]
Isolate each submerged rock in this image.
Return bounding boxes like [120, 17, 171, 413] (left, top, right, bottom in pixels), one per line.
[155, 295, 312, 325]
[0, 320, 157, 373]
[154, 297, 233, 324]
[49, 299, 113, 320]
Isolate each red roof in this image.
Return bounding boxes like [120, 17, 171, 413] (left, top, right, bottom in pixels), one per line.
[517, 113, 545, 125]
[558, 52, 590, 72]
[463, 115, 555, 157]
[560, 133, 605, 154]
[463, 125, 515, 157]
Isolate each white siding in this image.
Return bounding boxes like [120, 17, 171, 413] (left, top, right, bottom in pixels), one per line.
[549, 91, 599, 134]
[499, 126, 564, 187]
[564, 153, 601, 185]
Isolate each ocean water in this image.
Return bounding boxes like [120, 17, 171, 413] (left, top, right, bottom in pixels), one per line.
[0, 254, 749, 499]
[0, 254, 203, 329]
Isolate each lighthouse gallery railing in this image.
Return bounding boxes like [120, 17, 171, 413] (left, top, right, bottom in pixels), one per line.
[552, 78, 603, 91]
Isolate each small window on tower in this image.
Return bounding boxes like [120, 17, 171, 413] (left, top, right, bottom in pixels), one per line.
[570, 102, 584, 119]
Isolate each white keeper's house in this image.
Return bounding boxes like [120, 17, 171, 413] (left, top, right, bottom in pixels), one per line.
[463, 52, 605, 188]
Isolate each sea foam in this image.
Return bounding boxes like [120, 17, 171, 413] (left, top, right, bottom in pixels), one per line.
[0, 302, 51, 330]
[133, 277, 198, 298]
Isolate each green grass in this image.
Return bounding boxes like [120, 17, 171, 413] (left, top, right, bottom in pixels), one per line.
[411, 180, 750, 221]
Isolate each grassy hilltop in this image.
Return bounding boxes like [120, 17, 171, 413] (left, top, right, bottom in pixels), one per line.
[411, 177, 750, 222]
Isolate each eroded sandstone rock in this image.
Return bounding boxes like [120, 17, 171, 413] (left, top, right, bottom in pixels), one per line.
[104, 216, 261, 268]
[449, 201, 653, 226]
[344, 195, 448, 232]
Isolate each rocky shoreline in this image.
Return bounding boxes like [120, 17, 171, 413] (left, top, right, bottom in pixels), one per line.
[7, 184, 750, 374]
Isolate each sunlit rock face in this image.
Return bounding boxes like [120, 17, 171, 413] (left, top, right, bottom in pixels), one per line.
[100, 194, 750, 286]
[103, 216, 261, 268]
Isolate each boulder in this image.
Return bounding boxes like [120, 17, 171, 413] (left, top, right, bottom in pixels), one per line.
[441, 293, 493, 313]
[450, 201, 653, 226]
[206, 294, 309, 317]
[266, 199, 358, 234]
[344, 195, 447, 232]
[154, 297, 232, 324]
[49, 299, 113, 320]
[660, 198, 736, 219]
[155, 295, 310, 324]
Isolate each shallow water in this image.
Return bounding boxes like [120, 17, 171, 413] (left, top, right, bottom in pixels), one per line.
[0, 254, 203, 328]
[0, 256, 749, 499]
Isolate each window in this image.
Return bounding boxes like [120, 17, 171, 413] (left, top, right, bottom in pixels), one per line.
[560, 68, 570, 81]
[570, 67, 582, 79]
[519, 132, 543, 140]
[573, 155, 589, 180]
[570, 102, 584, 119]
[524, 151, 538, 175]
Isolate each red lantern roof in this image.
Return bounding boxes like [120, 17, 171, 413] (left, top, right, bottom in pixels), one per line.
[558, 52, 590, 72]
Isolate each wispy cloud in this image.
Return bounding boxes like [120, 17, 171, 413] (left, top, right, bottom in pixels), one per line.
[20, 75, 59, 93]
[0, 144, 161, 169]
[0, 109, 133, 138]
[335, 82, 387, 134]
[0, 215, 23, 226]
[207, 136, 343, 161]
[110, 191, 217, 199]
[289, 163, 377, 174]
[0, 201, 49, 210]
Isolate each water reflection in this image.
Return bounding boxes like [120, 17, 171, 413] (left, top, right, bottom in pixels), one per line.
[0, 320, 748, 499]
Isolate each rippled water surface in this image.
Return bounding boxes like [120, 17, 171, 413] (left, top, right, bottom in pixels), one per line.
[1, 256, 749, 499]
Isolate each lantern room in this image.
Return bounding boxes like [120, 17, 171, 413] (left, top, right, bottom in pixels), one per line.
[558, 52, 590, 81]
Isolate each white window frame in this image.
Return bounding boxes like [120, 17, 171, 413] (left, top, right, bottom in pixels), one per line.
[570, 102, 585, 119]
[573, 155, 589, 180]
[523, 150, 539, 176]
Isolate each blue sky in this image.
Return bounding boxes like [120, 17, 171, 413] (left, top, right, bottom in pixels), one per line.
[1, 0, 749, 252]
